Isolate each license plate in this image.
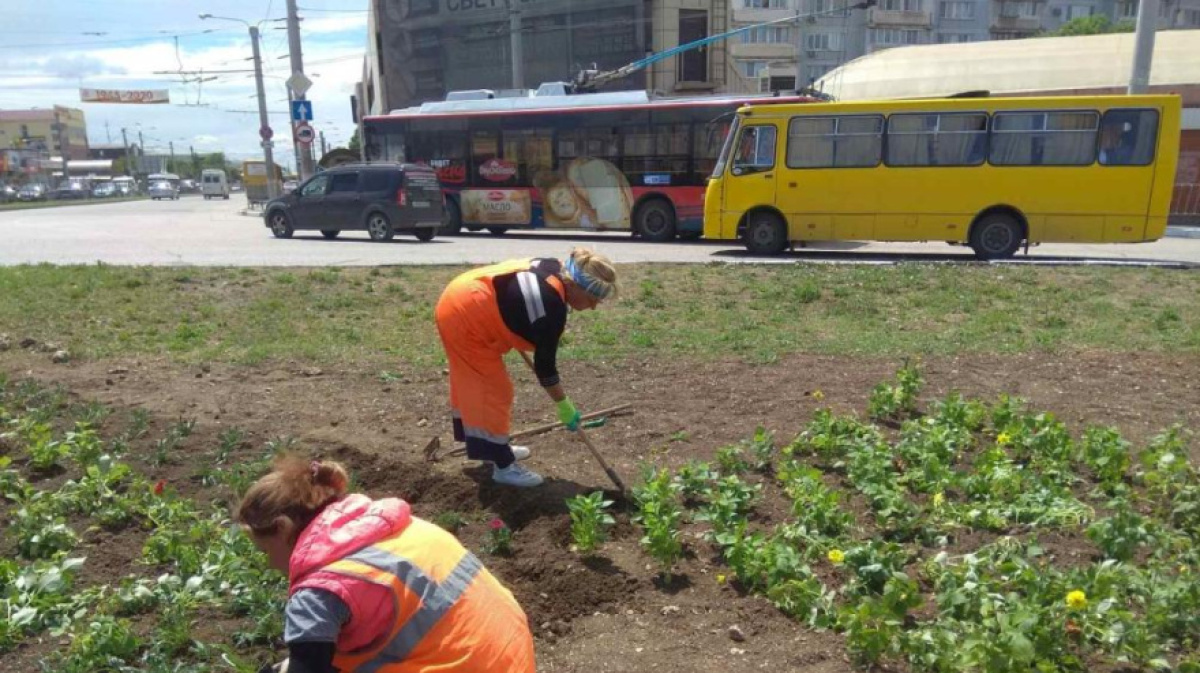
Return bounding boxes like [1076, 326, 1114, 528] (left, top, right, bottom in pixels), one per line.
[412, 200, 431, 208]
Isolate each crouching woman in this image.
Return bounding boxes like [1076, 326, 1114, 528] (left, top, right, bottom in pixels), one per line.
[236, 455, 536, 673]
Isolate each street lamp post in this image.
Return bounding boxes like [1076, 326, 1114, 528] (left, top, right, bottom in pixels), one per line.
[199, 13, 279, 199]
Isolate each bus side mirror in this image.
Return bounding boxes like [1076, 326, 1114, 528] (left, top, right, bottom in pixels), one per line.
[731, 167, 744, 176]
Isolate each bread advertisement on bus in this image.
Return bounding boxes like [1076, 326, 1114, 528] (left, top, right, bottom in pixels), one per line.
[460, 189, 532, 225]
[534, 157, 633, 230]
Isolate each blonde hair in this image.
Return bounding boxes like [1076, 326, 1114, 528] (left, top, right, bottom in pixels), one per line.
[236, 454, 349, 536]
[564, 247, 619, 299]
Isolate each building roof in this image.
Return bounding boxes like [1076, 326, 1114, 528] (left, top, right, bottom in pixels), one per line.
[0, 107, 83, 122]
[818, 29, 1200, 105]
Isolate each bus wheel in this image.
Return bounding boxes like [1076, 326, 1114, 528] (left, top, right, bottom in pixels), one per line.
[635, 199, 676, 242]
[440, 199, 462, 236]
[367, 212, 395, 241]
[968, 213, 1022, 260]
[487, 227, 508, 236]
[268, 210, 294, 239]
[744, 212, 788, 255]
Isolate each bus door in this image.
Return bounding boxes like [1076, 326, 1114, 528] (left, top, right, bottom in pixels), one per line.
[722, 124, 779, 231]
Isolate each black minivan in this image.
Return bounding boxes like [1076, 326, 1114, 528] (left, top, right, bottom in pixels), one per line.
[263, 163, 443, 242]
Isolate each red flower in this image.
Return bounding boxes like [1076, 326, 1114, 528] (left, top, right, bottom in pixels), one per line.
[153, 479, 166, 496]
[489, 518, 506, 531]
[1065, 620, 1082, 637]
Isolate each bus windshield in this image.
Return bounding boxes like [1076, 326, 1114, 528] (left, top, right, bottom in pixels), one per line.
[712, 115, 740, 179]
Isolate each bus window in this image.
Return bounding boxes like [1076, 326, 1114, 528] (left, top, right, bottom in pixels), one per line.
[622, 124, 689, 186]
[559, 126, 619, 161]
[410, 131, 468, 184]
[787, 115, 882, 168]
[694, 120, 731, 184]
[886, 113, 987, 166]
[503, 129, 554, 183]
[990, 110, 1098, 166]
[732, 126, 777, 173]
[1098, 109, 1158, 166]
[471, 130, 502, 185]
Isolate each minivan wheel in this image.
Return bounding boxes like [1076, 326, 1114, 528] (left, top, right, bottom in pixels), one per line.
[367, 212, 395, 241]
[321, 230, 341, 240]
[743, 211, 788, 255]
[414, 228, 436, 242]
[487, 227, 508, 236]
[269, 211, 294, 239]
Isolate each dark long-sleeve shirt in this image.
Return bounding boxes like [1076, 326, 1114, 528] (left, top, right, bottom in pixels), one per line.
[494, 258, 568, 387]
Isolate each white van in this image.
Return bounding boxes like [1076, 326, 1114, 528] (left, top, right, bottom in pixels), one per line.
[201, 169, 230, 200]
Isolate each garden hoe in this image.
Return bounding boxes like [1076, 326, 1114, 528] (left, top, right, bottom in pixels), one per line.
[425, 404, 633, 462]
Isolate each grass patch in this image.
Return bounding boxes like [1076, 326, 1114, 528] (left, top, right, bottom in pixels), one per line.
[0, 196, 149, 212]
[0, 264, 1197, 367]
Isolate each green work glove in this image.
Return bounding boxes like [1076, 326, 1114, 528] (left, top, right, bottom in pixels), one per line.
[557, 398, 582, 432]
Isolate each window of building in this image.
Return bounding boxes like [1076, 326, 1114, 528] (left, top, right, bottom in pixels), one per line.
[805, 64, 831, 83]
[1159, 2, 1174, 17]
[999, 1, 1039, 17]
[787, 115, 883, 168]
[1182, 8, 1200, 24]
[1098, 109, 1158, 166]
[1118, 1, 1137, 18]
[938, 1, 976, 18]
[809, 0, 851, 16]
[871, 28, 923, 44]
[742, 26, 792, 43]
[740, 60, 770, 78]
[886, 113, 988, 166]
[805, 32, 844, 50]
[733, 126, 778, 172]
[880, 0, 922, 10]
[1064, 4, 1095, 19]
[937, 32, 978, 42]
[990, 110, 1098, 166]
[744, 0, 789, 7]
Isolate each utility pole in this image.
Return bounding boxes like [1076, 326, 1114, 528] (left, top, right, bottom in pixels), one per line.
[510, 8, 524, 89]
[286, 0, 315, 180]
[169, 141, 176, 176]
[137, 130, 145, 175]
[190, 145, 200, 179]
[1128, 0, 1159, 94]
[121, 128, 132, 177]
[319, 130, 327, 156]
[54, 110, 69, 186]
[250, 25, 279, 198]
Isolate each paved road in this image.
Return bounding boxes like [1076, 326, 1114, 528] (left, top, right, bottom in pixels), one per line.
[2, 195, 1198, 267]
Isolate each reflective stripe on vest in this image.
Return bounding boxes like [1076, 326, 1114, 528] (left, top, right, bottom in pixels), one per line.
[335, 544, 484, 673]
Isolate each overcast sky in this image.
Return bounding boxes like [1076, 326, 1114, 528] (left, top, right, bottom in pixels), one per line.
[0, 0, 367, 167]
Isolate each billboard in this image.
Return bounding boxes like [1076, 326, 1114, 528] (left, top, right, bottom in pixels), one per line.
[79, 89, 170, 104]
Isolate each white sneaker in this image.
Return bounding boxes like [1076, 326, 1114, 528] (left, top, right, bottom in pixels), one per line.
[492, 463, 544, 488]
[481, 445, 530, 465]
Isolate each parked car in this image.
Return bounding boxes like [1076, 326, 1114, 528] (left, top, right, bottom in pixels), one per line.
[201, 169, 231, 200]
[282, 179, 299, 194]
[17, 184, 47, 201]
[0, 183, 16, 203]
[92, 183, 118, 198]
[148, 180, 179, 201]
[263, 163, 443, 242]
[113, 181, 136, 196]
[51, 181, 89, 200]
[180, 179, 199, 194]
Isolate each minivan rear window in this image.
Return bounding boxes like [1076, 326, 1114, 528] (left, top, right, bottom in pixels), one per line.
[360, 171, 395, 192]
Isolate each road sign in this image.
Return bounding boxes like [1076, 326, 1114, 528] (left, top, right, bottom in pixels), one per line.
[294, 123, 316, 145]
[286, 72, 313, 97]
[259, 126, 273, 141]
[290, 100, 314, 122]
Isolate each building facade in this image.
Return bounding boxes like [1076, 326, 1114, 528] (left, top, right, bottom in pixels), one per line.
[0, 107, 89, 160]
[726, 0, 1200, 92]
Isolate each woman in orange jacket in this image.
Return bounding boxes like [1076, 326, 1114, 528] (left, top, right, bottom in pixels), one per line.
[435, 247, 618, 488]
[237, 454, 536, 673]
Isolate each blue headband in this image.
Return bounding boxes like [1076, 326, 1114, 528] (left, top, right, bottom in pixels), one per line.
[565, 256, 611, 300]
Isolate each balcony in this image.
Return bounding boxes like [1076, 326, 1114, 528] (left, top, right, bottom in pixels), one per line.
[729, 42, 798, 59]
[990, 15, 1041, 31]
[732, 7, 796, 24]
[868, 8, 933, 27]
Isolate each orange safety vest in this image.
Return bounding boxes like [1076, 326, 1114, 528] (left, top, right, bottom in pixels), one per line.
[321, 518, 536, 673]
[443, 258, 567, 353]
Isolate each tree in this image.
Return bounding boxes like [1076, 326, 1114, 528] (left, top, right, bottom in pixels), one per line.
[1045, 15, 1136, 36]
[348, 128, 361, 152]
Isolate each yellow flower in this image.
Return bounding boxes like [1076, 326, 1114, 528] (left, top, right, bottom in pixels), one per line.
[997, 432, 1012, 445]
[932, 492, 945, 509]
[1066, 590, 1088, 611]
[812, 390, 825, 401]
[716, 574, 727, 585]
[827, 549, 845, 565]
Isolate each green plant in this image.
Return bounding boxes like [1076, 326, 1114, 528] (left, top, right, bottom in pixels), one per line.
[483, 518, 514, 555]
[125, 408, 151, 441]
[64, 423, 103, 467]
[673, 460, 716, 499]
[746, 426, 775, 472]
[696, 474, 760, 539]
[215, 427, 246, 462]
[1078, 426, 1133, 490]
[715, 445, 751, 475]
[868, 359, 924, 421]
[432, 511, 466, 534]
[566, 491, 616, 555]
[779, 465, 853, 538]
[55, 616, 141, 673]
[1087, 498, 1156, 562]
[11, 506, 78, 560]
[633, 468, 684, 577]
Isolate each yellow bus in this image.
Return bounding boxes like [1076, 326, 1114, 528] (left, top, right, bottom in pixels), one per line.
[242, 160, 284, 208]
[703, 94, 1181, 258]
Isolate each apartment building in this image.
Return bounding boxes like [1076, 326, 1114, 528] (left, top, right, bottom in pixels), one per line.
[726, 0, 1200, 92]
